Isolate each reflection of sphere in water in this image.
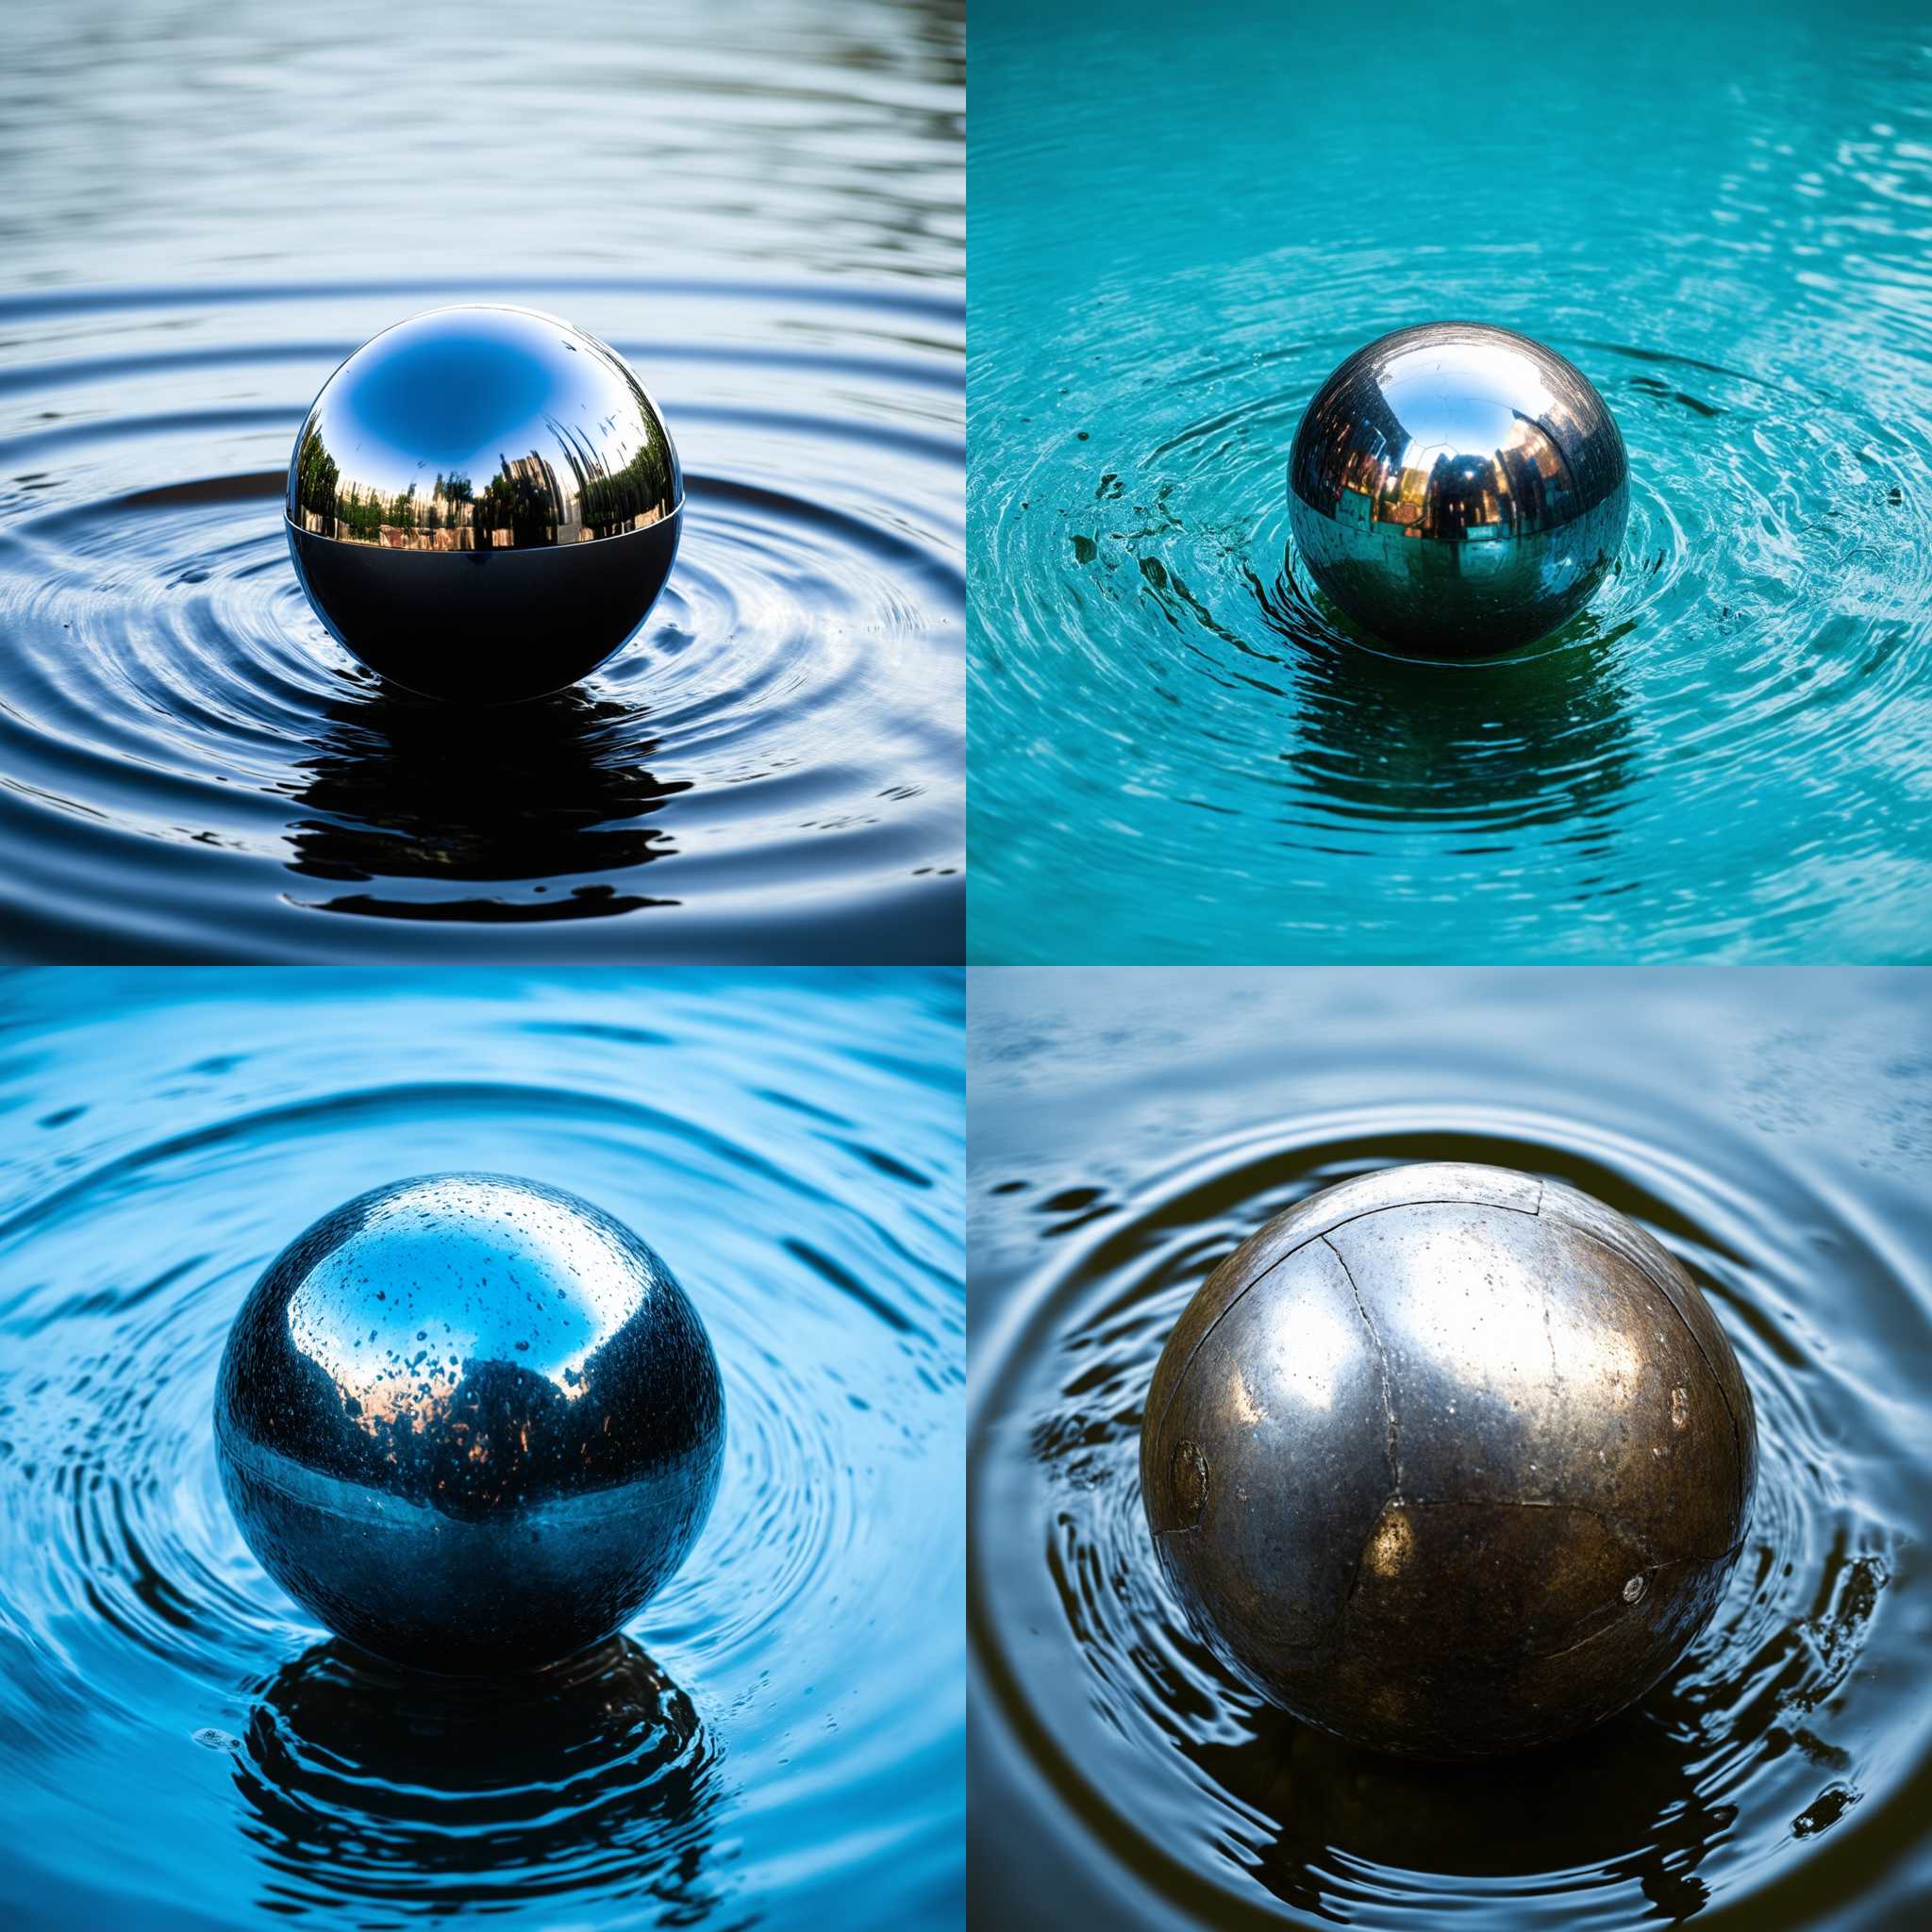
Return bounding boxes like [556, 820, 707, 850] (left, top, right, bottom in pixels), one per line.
[287, 307, 682, 703]
[286, 682, 683, 913]
[1142, 1163, 1756, 1759]
[1288, 323, 1628, 657]
[1285, 615, 1633, 829]
[1197, 1692, 1731, 1923]
[217, 1174, 724, 1672]
[236, 1638, 721, 1920]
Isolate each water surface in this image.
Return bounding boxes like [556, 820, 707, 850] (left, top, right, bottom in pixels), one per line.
[970, 968, 1932, 1928]
[0, 968, 964, 1929]
[0, 0, 963, 960]
[969, 0, 1932, 962]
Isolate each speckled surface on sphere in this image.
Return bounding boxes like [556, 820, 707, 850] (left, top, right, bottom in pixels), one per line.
[1142, 1161, 1757, 1760]
[216, 1172, 724, 1672]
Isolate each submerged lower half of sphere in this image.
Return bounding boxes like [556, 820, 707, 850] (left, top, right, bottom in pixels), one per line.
[286, 304, 684, 703]
[1288, 322, 1629, 657]
[216, 1173, 724, 1672]
[1142, 1162, 1756, 1759]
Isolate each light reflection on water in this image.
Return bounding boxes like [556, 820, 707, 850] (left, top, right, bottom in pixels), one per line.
[969, 968, 1932, 1930]
[0, 968, 965, 1929]
[968, 0, 1932, 963]
[0, 0, 963, 959]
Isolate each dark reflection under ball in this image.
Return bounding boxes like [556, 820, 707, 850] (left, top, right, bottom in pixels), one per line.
[1143, 1162, 1757, 1759]
[1288, 323, 1628, 657]
[217, 1174, 724, 1673]
[236, 1636, 723, 1922]
[1201, 1678, 1735, 1923]
[284, 679, 686, 923]
[287, 306, 683, 704]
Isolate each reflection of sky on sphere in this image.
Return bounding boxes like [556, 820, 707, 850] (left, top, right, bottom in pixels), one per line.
[296, 307, 678, 535]
[349, 315, 566, 471]
[0, 965, 966, 1930]
[285, 1176, 658, 1425]
[1379, 338, 1574, 424]
[1375, 341, 1580, 488]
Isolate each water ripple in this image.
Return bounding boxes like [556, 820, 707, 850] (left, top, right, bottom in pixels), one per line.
[0, 279, 962, 958]
[0, 969, 965, 1929]
[968, 0, 1932, 962]
[968, 967, 1932, 1930]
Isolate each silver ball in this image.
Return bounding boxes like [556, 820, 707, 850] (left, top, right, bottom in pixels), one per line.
[1142, 1163, 1756, 1759]
[217, 1174, 724, 1674]
[288, 306, 682, 704]
[1288, 323, 1628, 656]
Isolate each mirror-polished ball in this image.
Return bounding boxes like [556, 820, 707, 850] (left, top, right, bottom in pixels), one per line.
[1142, 1162, 1757, 1760]
[217, 1174, 724, 1674]
[287, 306, 682, 704]
[1288, 323, 1628, 657]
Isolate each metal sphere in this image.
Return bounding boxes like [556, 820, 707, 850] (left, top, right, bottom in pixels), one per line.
[287, 306, 683, 704]
[1142, 1162, 1756, 1760]
[1288, 323, 1628, 657]
[216, 1174, 724, 1674]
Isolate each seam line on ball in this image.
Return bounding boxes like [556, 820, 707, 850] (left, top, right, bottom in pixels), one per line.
[1323, 1236, 1399, 1494]
[1150, 1183, 1544, 1449]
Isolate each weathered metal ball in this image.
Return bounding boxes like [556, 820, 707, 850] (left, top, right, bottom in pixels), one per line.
[1142, 1162, 1756, 1759]
[217, 1174, 724, 1674]
[287, 306, 682, 703]
[1288, 323, 1628, 657]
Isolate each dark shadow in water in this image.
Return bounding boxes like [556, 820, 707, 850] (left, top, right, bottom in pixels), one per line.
[1008, 1129, 1898, 1929]
[1198, 1689, 1730, 1924]
[1259, 556, 1638, 831]
[283, 680, 690, 923]
[1194, 1528, 1881, 1930]
[233, 1636, 727, 1924]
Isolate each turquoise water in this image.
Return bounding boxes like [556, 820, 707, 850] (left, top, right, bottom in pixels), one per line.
[968, 0, 1932, 963]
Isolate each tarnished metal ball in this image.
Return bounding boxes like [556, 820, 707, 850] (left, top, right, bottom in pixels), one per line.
[1288, 323, 1628, 657]
[287, 306, 682, 704]
[1142, 1162, 1756, 1759]
[217, 1174, 724, 1674]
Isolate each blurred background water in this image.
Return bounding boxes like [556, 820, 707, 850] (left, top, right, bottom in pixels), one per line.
[0, 0, 962, 960]
[969, 968, 1932, 1929]
[968, 0, 1932, 964]
[0, 967, 964, 1929]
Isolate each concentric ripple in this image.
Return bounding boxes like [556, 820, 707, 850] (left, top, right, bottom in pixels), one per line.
[0, 969, 965, 1929]
[968, 0, 1932, 963]
[0, 280, 962, 959]
[968, 968, 1932, 1931]
[0, 0, 963, 961]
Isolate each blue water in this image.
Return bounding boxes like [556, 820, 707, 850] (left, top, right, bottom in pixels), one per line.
[0, 0, 963, 960]
[0, 968, 964, 1929]
[968, 0, 1932, 964]
[969, 967, 1932, 1929]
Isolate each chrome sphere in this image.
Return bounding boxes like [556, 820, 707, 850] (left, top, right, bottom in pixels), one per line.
[1142, 1162, 1756, 1760]
[216, 1174, 724, 1673]
[1288, 323, 1628, 657]
[287, 306, 682, 704]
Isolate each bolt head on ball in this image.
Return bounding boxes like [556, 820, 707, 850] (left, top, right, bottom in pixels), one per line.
[1288, 323, 1628, 657]
[287, 306, 683, 704]
[1142, 1162, 1756, 1760]
[216, 1174, 724, 1674]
